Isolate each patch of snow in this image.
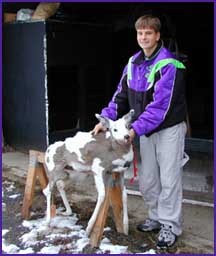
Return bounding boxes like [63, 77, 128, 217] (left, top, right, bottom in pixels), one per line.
[3, 181, 15, 192]
[104, 226, 111, 232]
[2, 229, 9, 236]
[2, 239, 20, 254]
[38, 245, 62, 254]
[49, 215, 79, 229]
[73, 236, 90, 253]
[20, 228, 41, 247]
[17, 247, 34, 254]
[98, 237, 128, 254]
[137, 249, 156, 254]
[9, 193, 21, 199]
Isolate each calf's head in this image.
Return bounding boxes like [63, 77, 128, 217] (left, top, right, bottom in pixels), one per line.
[95, 109, 135, 144]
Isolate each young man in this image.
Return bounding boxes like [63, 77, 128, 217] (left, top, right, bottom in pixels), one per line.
[92, 15, 188, 249]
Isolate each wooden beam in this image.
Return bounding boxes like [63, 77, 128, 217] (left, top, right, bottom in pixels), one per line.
[109, 181, 124, 233]
[36, 163, 48, 190]
[21, 151, 39, 219]
[21, 150, 54, 219]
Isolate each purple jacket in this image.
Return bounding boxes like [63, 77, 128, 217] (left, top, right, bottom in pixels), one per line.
[101, 41, 187, 137]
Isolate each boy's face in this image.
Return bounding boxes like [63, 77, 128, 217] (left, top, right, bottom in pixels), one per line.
[137, 27, 160, 52]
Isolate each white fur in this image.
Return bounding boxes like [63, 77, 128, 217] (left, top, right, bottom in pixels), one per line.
[112, 148, 133, 167]
[43, 183, 52, 223]
[112, 147, 133, 172]
[109, 118, 130, 143]
[65, 132, 95, 162]
[70, 162, 91, 172]
[123, 147, 134, 162]
[91, 158, 104, 175]
[105, 131, 111, 139]
[43, 184, 50, 197]
[45, 141, 64, 171]
[56, 180, 72, 215]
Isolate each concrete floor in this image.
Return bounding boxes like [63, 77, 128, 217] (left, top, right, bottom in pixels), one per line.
[2, 151, 214, 254]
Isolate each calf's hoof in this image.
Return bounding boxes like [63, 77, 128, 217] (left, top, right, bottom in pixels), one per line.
[60, 209, 72, 216]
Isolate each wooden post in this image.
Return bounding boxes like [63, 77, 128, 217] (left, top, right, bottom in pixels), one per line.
[21, 150, 50, 219]
[89, 172, 125, 248]
[109, 173, 124, 233]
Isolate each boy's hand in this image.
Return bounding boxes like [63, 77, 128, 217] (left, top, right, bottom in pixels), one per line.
[91, 123, 106, 135]
[129, 128, 136, 142]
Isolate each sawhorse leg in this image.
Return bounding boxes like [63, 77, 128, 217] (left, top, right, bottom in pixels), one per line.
[89, 173, 126, 248]
[21, 150, 52, 219]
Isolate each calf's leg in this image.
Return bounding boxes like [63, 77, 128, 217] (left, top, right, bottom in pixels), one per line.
[56, 179, 72, 215]
[86, 172, 105, 236]
[43, 182, 54, 224]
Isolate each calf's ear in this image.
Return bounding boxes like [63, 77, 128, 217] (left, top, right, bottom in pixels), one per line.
[95, 114, 110, 129]
[124, 109, 135, 126]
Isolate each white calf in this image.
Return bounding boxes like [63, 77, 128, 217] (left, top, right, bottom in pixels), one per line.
[43, 109, 134, 236]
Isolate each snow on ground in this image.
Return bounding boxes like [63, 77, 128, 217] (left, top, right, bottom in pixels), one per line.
[2, 180, 156, 254]
[2, 212, 130, 254]
[9, 193, 21, 199]
[3, 180, 16, 192]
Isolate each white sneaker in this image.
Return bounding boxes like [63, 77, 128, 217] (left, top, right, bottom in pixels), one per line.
[156, 224, 177, 248]
[137, 218, 161, 232]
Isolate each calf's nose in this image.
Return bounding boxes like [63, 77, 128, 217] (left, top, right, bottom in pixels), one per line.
[124, 135, 130, 140]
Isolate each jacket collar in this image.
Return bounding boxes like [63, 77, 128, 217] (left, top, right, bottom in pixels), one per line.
[133, 40, 163, 65]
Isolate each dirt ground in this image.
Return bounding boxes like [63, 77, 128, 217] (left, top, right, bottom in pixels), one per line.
[3, 175, 209, 255]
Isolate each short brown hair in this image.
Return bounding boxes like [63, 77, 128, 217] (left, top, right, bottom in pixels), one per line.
[135, 15, 161, 32]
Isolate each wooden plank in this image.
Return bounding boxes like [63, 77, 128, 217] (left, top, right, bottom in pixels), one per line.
[51, 204, 57, 218]
[22, 150, 56, 219]
[109, 183, 124, 233]
[4, 13, 16, 23]
[21, 151, 38, 219]
[29, 150, 45, 163]
[37, 151, 45, 164]
[36, 163, 48, 190]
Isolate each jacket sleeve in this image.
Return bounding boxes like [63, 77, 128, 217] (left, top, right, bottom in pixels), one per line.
[131, 63, 179, 136]
[101, 65, 129, 120]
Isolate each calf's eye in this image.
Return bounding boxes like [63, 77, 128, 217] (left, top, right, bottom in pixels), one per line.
[113, 128, 117, 132]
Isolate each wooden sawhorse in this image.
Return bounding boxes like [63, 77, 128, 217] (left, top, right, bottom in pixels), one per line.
[21, 150, 49, 219]
[22, 150, 127, 248]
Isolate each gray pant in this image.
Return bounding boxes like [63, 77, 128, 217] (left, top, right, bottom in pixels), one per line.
[139, 121, 189, 236]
